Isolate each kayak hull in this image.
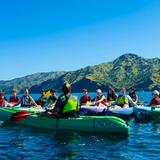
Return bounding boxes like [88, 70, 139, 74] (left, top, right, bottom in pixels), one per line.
[152, 108, 160, 123]
[133, 105, 152, 122]
[0, 108, 129, 134]
[80, 106, 134, 120]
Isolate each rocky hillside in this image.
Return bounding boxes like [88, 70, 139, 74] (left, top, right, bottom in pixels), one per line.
[1, 54, 160, 93]
[51, 53, 160, 92]
[0, 72, 65, 93]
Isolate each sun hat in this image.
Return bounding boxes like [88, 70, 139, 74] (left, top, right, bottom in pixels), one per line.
[97, 89, 102, 93]
[152, 90, 159, 96]
[83, 88, 88, 92]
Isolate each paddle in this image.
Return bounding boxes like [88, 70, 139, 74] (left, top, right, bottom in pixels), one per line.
[42, 90, 51, 98]
[10, 111, 30, 122]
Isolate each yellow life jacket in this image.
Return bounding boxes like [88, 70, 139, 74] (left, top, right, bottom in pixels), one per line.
[62, 96, 78, 113]
[108, 96, 115, 102]
[117, 96, 128, 105]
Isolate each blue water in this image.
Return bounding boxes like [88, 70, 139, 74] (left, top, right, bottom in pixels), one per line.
[1, 92, 160, 160]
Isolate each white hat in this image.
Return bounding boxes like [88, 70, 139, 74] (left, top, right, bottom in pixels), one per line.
[97, 89, 102, 93]
[152, 90, 159, 96]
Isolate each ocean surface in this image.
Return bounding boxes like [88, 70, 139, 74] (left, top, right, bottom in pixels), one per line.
[1, 92, 160, 160]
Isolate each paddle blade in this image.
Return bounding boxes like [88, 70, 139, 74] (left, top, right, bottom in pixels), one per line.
[43, 91, 51, 98]
[10, 111, 30, 122]
[31, 105, 42, 109]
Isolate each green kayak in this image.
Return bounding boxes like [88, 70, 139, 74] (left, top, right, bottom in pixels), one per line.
[0, 108, 129, 134]
[152, 107, 160, 123]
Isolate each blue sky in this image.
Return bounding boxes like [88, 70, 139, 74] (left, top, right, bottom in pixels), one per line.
[0, 0, 160, 80]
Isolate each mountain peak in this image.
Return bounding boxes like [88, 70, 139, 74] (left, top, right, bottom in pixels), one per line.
[0, 54, 159, 93]
[113, 53, 140, 63]
[118, 53, 139, 60]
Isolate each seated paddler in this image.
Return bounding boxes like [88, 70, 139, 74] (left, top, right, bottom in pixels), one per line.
[48, 82, 78, 118]
[111, 87, 130, 108]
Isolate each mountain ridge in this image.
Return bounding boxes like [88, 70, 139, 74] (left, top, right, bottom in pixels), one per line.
[0, 53, 160, 93]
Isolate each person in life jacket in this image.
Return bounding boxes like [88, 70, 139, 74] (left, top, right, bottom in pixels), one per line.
[106, 87, 118, 105]
[0, 92, 8, 107]
[9, 89, 20, 106]
[148, 90, 160, 106]
[38, 89, 47, 107]
[128, 87, 142, 106]
[0, 90, 7, 101]
[128, 87, 138, 103]
[113, 88, 129, 108]
[80, 89, 91, 106]
[21, 89, 37, 107]
[47, 88, 58, 109]
[52, 82, 78, 118]
[92, 89, 107, 106]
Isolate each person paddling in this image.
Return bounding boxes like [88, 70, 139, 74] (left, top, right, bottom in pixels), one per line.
[47, 82, 78, 118]
[9, 89, 20, 106]
[38, 89, 47, 107]
[21, 89, 37, 107]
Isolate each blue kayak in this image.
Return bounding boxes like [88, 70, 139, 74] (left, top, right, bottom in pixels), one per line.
[133, 105, 152, 122]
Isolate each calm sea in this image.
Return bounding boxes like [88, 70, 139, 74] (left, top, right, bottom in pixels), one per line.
[1, 91, 160, 160]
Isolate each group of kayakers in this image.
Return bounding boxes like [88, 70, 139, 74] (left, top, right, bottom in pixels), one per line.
[80, 87, 160, 107]
[0, 82, 160, 118]
[0, 82, 77, 118]
[0, 88, 58, 108]
[0, 89, 37, 107]
[81, 87, 139, 108]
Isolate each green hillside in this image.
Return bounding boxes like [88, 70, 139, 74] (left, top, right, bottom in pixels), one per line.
[0, 54, 160, 93]
[0, 72, 65, 93]
[30, 54, 160, 92]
